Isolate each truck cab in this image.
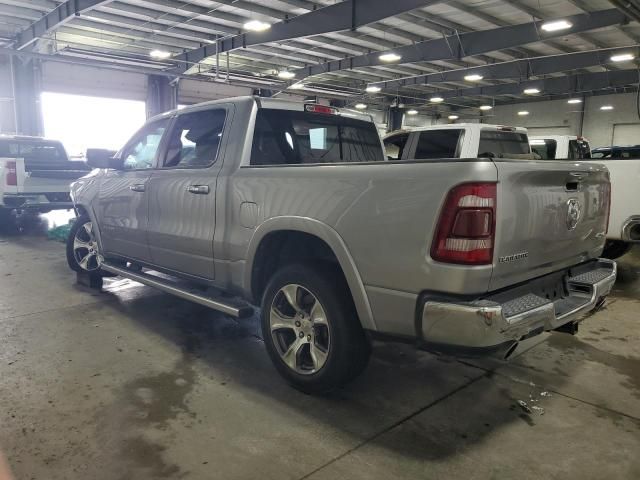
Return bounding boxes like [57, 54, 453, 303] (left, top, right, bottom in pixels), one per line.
[529, 135, 592, 160]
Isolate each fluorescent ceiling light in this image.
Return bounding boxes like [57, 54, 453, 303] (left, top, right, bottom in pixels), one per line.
[479, 105, 493, 111]
[600, 105, 614, 111]
[149, 49, 171, 59]
[379, 52, 402, 62]
[277, 70, 295, 79]
[541, 20, 572, 32]
[567, 98, 582, 104]
[430, 96, 444, 103]
[448, 115, 459, 120]
[524, 88, 541, 95]
[464, 74, 483, 82]
[610, 53, 635, 62]
[518, 111, 530, 116]
[365, 85, 381, 93]
[406, 109, 418, 115]
[244, 20, 271, 32]
[355, 103, 367, 110]
[288, 82, 305, 90]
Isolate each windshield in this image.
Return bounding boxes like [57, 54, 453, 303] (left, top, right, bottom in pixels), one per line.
[251, 109, 384, 165]
[479, 130, 530, 158]
[0, 139, 68, 161]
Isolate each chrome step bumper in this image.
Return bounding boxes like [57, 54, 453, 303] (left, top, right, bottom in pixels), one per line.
[420, 259, 616, 350]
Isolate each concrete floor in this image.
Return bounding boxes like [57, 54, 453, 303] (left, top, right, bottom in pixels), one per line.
[1, 212, 639, 480]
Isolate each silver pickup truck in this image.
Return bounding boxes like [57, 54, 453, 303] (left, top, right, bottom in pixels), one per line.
[67, 96, 616, 393]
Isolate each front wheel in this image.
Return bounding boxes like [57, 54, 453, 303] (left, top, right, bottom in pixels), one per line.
[261, 263, 370, 394]
[66, 214, 101, 275]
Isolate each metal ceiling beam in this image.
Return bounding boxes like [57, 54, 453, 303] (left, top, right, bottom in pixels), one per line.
[14, 0, 112, 50]
[434, 69, 640, 100]
[373, 46, 640, 89]
[300, 9, 627, 79]
[170, 0, 439, 74]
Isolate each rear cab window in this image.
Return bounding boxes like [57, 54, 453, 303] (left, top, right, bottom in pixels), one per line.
[414, 129, 463, 159]
[250, 109, 384, 165]
[479, 130, 530, 158]
[0, 139, 68, 161]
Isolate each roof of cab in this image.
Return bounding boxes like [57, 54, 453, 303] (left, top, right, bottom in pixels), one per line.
[384, 123, 527, 138]
[0, 134, 62, 144]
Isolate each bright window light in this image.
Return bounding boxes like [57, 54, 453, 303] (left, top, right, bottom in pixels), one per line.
[610, 53, 635, 62]
[541, 20, 572, 32]
[379, 52, 401, 62]
[448, 115, 459, 120]
[464, 74, 483, 82]
[355, 103, 367, 109]
[289, 82, 305, 90]
[518, 111, 530, 116]
[41, 92, 146, 159]
[406, 109, 418, 115]
[149, 49, 171, 59]
[365, 85, 381, 93]
[530, 139, 546, 146]
[600, 105, 614, 111]
[479, 105, 493, 111]
[277, 70, 295, 79]
[430, 96, 444, 103]
[567, 98, 582, 104]
[244, 20, 271, 32]
[524, 88, 541, 95]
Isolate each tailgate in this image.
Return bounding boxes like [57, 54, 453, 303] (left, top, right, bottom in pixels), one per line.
[14, 158, 84, 194]
[490, 160, 609, 291]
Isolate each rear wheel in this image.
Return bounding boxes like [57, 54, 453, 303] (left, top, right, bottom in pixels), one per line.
[261, 263, 370, 394]
[66, 214, 101, 275]
[602, 240, 632, 260]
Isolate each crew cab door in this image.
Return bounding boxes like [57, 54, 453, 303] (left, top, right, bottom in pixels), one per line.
[96, 118, 169, 262]
[145, 106, 230, 280]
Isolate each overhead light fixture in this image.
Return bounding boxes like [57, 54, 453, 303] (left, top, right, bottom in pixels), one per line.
[277, 70, 295, 79]
[567, 98, 582, 104]
[379, 52, 402, 62]
[244, 20, 271, 32]
[518, 111, 530, 116]
[479, 105, 493, 111]
[610, 53, 635, 63]
[149, 49, 171, 60]
[289, 82, 305, 90]
[365, 85, 381, 93]
[600, 105, 614, 111]
[524, 88, 541, 95]
[430, 96, 444, 103]
[541, 20, 572, 32]
[406, 109, 418, 115]
[464, 74, 483, 82]
[355, 103, 367, 110]
[448, 115, 459, 120]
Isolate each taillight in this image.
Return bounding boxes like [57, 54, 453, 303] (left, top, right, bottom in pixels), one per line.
[431, 182, 497, 265]
[5, 161, 17, 186]
[604, 181, 611, 235]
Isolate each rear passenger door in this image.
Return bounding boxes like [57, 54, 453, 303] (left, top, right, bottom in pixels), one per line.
[145, 106, 230, 280]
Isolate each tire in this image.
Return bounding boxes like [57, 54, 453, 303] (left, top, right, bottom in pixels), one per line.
[602, 240, 632, 260]
[261, 263, 371, 394]
[66, 214, 102, 277]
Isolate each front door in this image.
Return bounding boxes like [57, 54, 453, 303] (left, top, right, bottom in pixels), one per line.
[96, 118, 169, 262]
[146, 107, 229, 280]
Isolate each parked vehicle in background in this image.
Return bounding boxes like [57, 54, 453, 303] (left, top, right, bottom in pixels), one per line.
[0, 135, 89, 219]
[529, 135, 639, 259]
[529, 135, 592, 160]
[383, 124, 535, 160]
[592, 145, 640, 159]
[68, 97, 615, 393]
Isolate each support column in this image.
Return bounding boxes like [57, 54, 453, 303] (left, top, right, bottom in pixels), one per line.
[12, 56, 43, 136]
[146, 75, 177, 118]
[387, 106, 403, 133]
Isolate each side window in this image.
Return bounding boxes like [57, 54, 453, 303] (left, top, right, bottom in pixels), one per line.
[163, 109, 227, 168]
[122, 119, 169, 170]
[383, 133, 410, 160]
[415, 130, 462, 159]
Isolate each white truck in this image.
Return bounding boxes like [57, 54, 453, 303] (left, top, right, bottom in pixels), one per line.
[383, 123, 534, 161]
[529, 135, 639, 259]
[0, 135, 90, 221]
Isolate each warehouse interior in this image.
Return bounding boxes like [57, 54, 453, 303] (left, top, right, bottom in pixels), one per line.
[0, 0, 639, 479]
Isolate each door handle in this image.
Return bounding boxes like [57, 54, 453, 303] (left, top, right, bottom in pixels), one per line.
[187, 185, 210, 195]
[129, 184, 146, 192]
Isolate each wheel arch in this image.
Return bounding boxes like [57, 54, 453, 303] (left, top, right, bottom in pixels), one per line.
[245, 217, 376, 331]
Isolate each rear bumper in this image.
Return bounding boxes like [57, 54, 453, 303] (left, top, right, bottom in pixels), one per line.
[1, 193, 73, 210]
[419, 259, 616, 353]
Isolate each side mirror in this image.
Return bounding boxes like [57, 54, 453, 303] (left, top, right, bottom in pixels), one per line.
[86, 148, 120, 169]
